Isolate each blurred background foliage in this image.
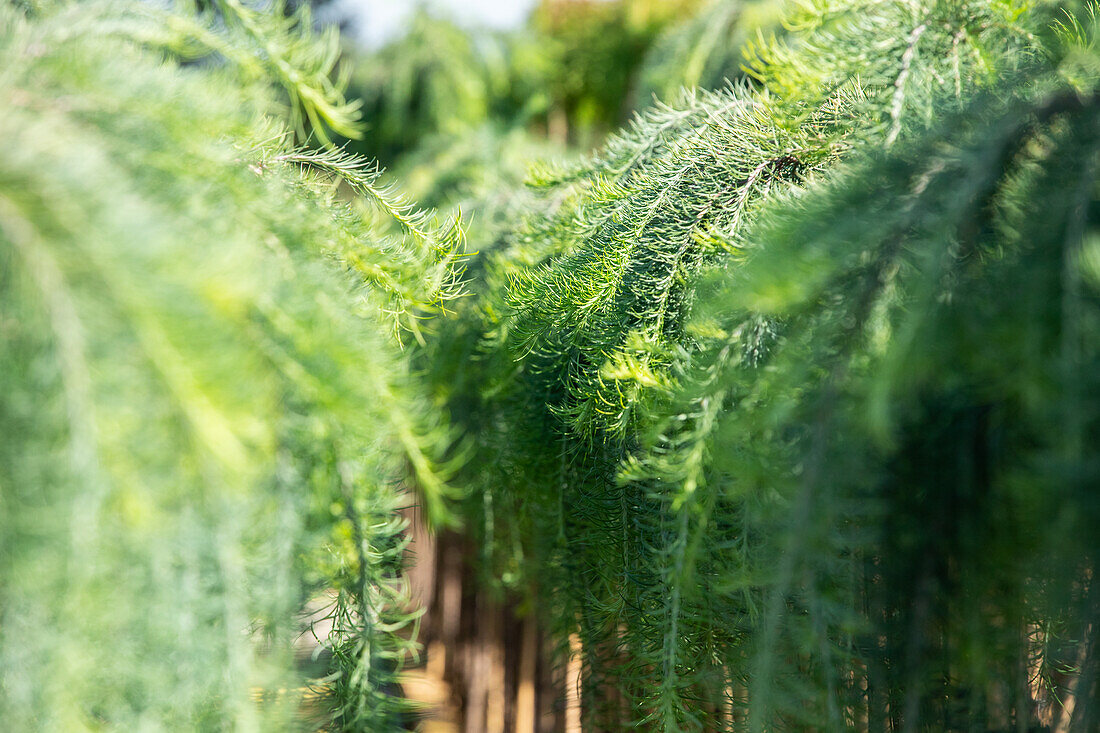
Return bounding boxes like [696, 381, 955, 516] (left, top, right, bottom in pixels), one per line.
[0, 0, 460, 729]
[340, 0, 749, 166]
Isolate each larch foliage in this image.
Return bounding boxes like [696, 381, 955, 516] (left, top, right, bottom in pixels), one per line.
[0, 0, 460, 729]
[6, 0, 1100, 729]
[433, 0, 1100, 729]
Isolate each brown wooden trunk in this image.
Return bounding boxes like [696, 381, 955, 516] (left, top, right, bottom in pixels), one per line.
[401, 523, 570, 732]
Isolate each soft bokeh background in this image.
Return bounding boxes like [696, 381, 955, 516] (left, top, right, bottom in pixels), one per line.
[332, 0, 539, 47]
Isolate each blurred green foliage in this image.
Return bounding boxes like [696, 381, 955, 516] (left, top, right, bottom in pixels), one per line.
[528, 0, 702, 143]
[346, 12, 499, 165]
[343, 0, 707, 165]
[636, 0, 788, 104]
[0, 0, 459, 729]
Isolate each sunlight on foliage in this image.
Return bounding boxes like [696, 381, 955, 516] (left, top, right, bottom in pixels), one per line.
[427, 0, 1100, 729]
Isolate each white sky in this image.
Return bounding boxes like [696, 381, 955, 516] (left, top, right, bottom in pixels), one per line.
[332, 0, 540, 47]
